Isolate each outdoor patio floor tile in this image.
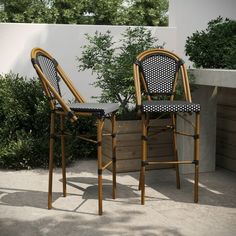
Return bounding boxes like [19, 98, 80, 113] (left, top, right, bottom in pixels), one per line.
[0, 159, 236, 236]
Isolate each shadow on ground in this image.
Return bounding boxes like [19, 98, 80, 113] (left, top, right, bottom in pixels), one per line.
[127, 168, 236, 208]
[0, 215, 184, 236]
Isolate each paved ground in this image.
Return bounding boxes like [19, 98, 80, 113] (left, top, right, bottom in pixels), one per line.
[0, 159, 236, 236]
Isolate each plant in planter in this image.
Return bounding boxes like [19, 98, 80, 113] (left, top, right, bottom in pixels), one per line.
[78, 27, 161, 117]
[77, 27, 175, 172]
[185, 16, 236, 69]
[185, 16, 236, 172]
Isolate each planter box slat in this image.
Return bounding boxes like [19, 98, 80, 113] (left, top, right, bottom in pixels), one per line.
[103, 155, 174, 173]
[217, 118, 236, 132]
[103, 143, 174, 160]
[103, 119, 174, 172]
[103, 132, 173, 146]
[218, 87, 236, 106]
[216, 155, 236, 172]
[217, 87, 236, 172]
[216, 129, 236, 146]
[216, 141, 236, 160]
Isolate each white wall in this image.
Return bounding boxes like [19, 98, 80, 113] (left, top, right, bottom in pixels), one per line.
[1, 0, 235, 100]
[169, 0, 236, 66]
[0, 23, 176, 101]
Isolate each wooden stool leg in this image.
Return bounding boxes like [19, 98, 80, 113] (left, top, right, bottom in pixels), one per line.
[60, 114, 66, 197]
[141, 113, 148, 205]
[111, 114, 117, 199]
[172, 114, 180, 189]
[138, 171, 142, 191]
[48, 112, 55, 209]
[194, 163, 199, 203]
[97, 118, 103, 215]
[140, 166, 145, 205]
[194, 112, 200, 203]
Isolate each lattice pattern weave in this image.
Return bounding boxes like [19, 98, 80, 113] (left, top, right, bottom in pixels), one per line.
[37, 55, 61, 96]
[140, 54, 178, 94]
[57, 102, 119, 117]
[142, 100, 201, 113]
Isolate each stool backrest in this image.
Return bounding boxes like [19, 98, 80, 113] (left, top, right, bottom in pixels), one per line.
[31, 48, 85, 122]
[133, 49, 192, 107]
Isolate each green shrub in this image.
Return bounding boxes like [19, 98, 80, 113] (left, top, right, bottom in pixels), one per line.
[0, 73, 50, 169]
[185, 16, 236, 69]
[0, 72, 96, 169]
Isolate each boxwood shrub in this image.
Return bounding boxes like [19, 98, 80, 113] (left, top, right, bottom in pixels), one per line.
[185, 16, 236, 69]
[0, 72, 96, 169]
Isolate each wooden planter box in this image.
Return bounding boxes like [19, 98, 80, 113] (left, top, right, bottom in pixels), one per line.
[102, 118, 174, 173]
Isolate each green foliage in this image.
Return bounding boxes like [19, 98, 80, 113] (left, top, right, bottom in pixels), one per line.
[78, 27, 162, 114]
[0, 73, 96, 169]
[0, 72, 50, 168]
[185, 16, 236, 69]
[0, 0, 57, 23]
[116, 0, 168, 26]
[51, 0, 85, 24]
[81, 0, 123, 25]
[0, 0, 168, 26]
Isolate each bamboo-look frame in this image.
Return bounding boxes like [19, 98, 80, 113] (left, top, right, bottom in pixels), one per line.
[31, 48, 117, 215]
[133, 48, 200, 204]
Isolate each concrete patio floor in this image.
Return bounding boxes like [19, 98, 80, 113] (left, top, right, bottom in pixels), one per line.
[0, 159, 236, 236]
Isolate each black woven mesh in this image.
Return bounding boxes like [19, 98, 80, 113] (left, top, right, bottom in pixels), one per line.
[37, 54, 61, 97]
[140, 54, 179, 94]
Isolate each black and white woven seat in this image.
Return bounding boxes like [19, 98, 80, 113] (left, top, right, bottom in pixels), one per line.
[133, 48, 201, 205]
[31, 48, 119, 215]
[142, 100, 201, 113]
[57, 102, 119, 117]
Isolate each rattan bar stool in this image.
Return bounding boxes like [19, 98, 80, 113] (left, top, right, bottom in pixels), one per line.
[31, 48, 119, 215]
[133, 48, 201, 204]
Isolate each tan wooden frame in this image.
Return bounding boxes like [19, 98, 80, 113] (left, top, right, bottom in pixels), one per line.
[133, 48, 200, 204]
[31, 47, 117, 215]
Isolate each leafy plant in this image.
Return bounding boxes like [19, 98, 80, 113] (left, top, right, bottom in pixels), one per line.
[78, 27, 163, 116]
[0, 0, 168, 26]
[0, 72, 96, 169]
[0, 72, 50, 168]
[185, 16, 236, 69]
[116, 0, 168, 26]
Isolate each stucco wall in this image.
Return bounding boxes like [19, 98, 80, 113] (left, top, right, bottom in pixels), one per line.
[169, 0, 236, 66]
[1, 0, 235, 100]
[0, 23, 176, 101]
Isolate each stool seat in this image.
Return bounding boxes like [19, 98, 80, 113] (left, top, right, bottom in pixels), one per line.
[57, 102, 119, 116]
[142, 100, 201, 113]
